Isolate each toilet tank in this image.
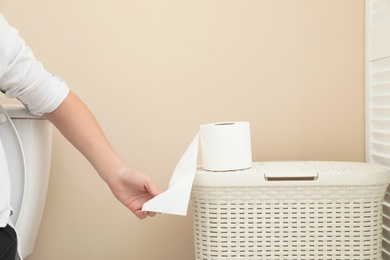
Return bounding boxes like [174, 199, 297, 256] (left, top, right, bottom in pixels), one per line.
[3, 104, 52, 258]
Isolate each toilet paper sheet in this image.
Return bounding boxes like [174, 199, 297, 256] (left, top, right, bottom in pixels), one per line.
[142, 122, 251, 216]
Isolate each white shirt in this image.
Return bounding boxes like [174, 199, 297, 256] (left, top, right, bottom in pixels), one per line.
[0, 13, 69, 228]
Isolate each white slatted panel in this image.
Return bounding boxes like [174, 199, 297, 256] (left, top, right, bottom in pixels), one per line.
[370, 0, 390, 61]
[369, 58, 390, 167]
[366, 0, 390, 167]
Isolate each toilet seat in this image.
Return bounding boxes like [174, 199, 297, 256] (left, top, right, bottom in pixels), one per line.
[0, 105, 26, 224]
[1, 104, 53, 258]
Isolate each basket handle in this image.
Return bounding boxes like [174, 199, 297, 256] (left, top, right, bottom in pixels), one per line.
[264, 171, 318, 181]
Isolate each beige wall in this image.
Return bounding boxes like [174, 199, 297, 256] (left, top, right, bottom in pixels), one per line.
[0, 1, 365, 259]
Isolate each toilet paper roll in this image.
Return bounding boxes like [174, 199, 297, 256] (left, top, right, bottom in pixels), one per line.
[142, 122, 252, 216]
[201, 122, 252, 171]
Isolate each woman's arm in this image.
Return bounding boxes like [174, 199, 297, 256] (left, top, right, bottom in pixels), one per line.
[45, 91, 159, 219]
[1, 13, 158, 219]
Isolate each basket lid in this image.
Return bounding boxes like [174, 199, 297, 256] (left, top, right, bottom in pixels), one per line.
[193, 161, 390, 187]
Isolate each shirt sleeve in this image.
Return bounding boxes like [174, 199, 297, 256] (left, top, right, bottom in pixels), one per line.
[0, 14, 69, 116]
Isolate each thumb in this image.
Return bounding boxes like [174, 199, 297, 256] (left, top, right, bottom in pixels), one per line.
[144, 176, 161, 197]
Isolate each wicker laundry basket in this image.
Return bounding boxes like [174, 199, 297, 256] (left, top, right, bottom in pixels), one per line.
[382, 187, 390, 259]
[191, 161, 390, 260]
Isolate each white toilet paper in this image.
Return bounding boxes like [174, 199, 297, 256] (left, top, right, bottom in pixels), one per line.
[142, 122, 252, 216]
[200, 122, 252, 171]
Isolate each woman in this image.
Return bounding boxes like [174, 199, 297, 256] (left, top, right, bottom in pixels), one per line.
[0, 13, 160, 260]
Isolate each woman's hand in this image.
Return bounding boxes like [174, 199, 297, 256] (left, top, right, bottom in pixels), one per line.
[107, 168, 160, 219]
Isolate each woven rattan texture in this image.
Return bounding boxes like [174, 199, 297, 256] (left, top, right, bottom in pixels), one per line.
[382, 189, 390, 259]
[192, 184, 387, 260]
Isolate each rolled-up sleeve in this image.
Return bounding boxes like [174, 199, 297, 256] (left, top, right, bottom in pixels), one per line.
[0, 14, 69, 116]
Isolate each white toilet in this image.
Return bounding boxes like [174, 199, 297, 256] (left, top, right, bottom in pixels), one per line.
[0, 104, 52, 258]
